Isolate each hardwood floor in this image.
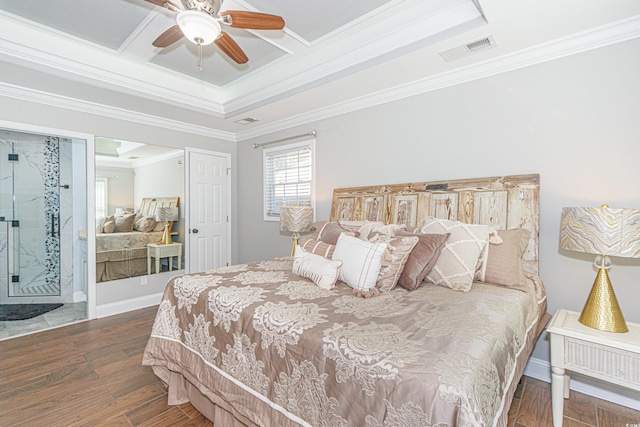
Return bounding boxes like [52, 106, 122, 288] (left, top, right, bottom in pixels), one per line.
[0, 306, 638, 427]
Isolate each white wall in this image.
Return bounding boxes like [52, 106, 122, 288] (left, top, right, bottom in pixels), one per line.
[237, 38, 640, 370]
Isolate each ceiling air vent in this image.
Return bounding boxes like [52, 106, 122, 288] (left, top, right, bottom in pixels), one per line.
[235, 117, 259, 125]
[439, 35, 497, 62]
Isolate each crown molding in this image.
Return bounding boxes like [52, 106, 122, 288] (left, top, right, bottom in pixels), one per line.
[0, 82, 236, 141]
[0, 15, 638, 144]
[235, 14, 640, 142]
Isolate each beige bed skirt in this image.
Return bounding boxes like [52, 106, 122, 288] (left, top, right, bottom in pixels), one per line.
[96, 248, 148, 282]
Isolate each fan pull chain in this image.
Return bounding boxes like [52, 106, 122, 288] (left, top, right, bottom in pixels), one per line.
[195, 37, 204, 71]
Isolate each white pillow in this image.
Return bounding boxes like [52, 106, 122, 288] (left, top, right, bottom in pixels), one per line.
[420, 217, 490, 292]
[292, 246, 343, 290]
[332, 233, 386, 292]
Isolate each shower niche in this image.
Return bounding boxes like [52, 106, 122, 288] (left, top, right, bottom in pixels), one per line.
[0, 129, 87, 304]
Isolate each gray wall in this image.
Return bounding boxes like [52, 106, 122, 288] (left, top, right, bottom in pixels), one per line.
[237, 38, 640, 367]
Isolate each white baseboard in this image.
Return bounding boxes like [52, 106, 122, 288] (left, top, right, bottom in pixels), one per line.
[524, 357, 640, 410]
[73, 291, 87, 303]
[96, 292, 164, 318]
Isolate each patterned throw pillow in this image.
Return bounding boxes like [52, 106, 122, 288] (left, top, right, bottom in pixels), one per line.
[394, 231, 450, 291]
[366, 232, 419, 292]
[420, 217, 491, 292]
[299, 238, 335, 259]
[292, 246, 343, 290]
[332, 234, 386, 294]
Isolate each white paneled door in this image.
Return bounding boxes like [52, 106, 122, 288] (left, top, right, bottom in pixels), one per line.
[187, 150, 230, 273]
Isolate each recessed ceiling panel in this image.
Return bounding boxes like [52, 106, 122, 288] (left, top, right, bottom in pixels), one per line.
[150, 27, 288, 86]
[243, 0, 390, 42]
[0, 0, 153, 50]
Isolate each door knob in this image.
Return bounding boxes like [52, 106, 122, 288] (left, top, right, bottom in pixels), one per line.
[192, 229, 199, 233]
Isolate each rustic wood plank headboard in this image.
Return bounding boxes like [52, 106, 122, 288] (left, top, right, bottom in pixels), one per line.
[330, 174, 540, 274]
[139, 197, 179, 218]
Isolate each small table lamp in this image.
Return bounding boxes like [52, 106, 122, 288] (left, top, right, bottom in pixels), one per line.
[559, 205, 640, 333]
[280, 206, 313, 256]
[156, 206, 179, 245]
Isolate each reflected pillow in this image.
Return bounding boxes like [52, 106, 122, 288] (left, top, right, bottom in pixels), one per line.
[292, 246, 342, 290]
[134, 215, 157, 233]
[114, 213, 136, 233]
[102, 220, 115, 234]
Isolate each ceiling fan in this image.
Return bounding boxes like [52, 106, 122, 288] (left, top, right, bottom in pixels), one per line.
[146, 0, 285, 68]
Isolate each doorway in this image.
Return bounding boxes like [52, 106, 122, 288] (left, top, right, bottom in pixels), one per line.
[0, 123, 91, 339]
[185, 148, 231, 273]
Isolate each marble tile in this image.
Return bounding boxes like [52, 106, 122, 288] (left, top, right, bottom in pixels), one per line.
[0, 302, 87, 338]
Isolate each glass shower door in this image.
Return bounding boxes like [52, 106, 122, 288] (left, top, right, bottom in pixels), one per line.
[0, 133, 61, 302]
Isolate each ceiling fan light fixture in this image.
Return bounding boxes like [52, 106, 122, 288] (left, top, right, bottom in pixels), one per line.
[177, 10, 221, 45]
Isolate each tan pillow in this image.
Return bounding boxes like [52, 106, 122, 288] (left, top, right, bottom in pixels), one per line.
[114, 213, 136, 233]
[420, 217, 491, 292]
[367, 233, 419, 292]
[306, 221, 328, 241]
[102, 220, 116, 233]
[96, 217, 106, 234]
[395, 231, 450, 291]
[484, 228, 531, 288]
[318, 221, 358, 245]
[300, 238, 335, 259]
[134, 215, 157, 233]
[153, 219, 166, 232]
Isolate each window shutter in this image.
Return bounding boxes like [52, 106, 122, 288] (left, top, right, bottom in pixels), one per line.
[95, 179, 107, 218]
[264, 140, 314, 220]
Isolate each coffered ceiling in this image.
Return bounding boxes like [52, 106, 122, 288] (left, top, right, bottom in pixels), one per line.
[0, 0, 639, 140]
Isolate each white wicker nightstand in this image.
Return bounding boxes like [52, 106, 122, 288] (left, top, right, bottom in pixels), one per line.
[547, 309, 640, 426]
[147, 242, 183, 274]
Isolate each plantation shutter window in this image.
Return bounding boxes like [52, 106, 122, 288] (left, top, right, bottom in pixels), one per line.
[263, 140, 315, 221]
[95, 178, 107, 219]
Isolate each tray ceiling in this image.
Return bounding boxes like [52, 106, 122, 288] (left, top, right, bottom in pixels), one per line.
[0, 0, 639, 138]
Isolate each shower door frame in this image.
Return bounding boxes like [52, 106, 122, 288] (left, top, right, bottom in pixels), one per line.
[0, 120, 96, 320]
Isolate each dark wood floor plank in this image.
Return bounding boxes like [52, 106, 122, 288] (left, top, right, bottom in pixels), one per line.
[125, 394, 174, 426]
[2, 305, 640, 427]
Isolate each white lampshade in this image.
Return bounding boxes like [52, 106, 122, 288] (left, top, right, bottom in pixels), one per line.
[177, 10, 221, 45]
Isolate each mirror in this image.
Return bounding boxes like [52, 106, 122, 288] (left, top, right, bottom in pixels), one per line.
[95, 138, 184, 283]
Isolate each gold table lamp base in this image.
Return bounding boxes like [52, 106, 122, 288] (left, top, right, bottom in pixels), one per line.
[578, 268, 628, 333]
[160, 223, 173, 245]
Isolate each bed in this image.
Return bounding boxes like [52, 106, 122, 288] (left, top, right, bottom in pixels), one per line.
[143, 174, 549, 426]
[96, 197, 178, 282]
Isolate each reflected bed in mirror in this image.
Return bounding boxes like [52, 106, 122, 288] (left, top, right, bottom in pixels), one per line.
[95, 138, 184, 283]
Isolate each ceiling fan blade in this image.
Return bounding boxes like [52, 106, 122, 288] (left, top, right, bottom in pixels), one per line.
[152, 25, 184, 48]
[215, 32, 248, 64]
[219, 11, 285, 30]
[144, 0, 180, 10]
